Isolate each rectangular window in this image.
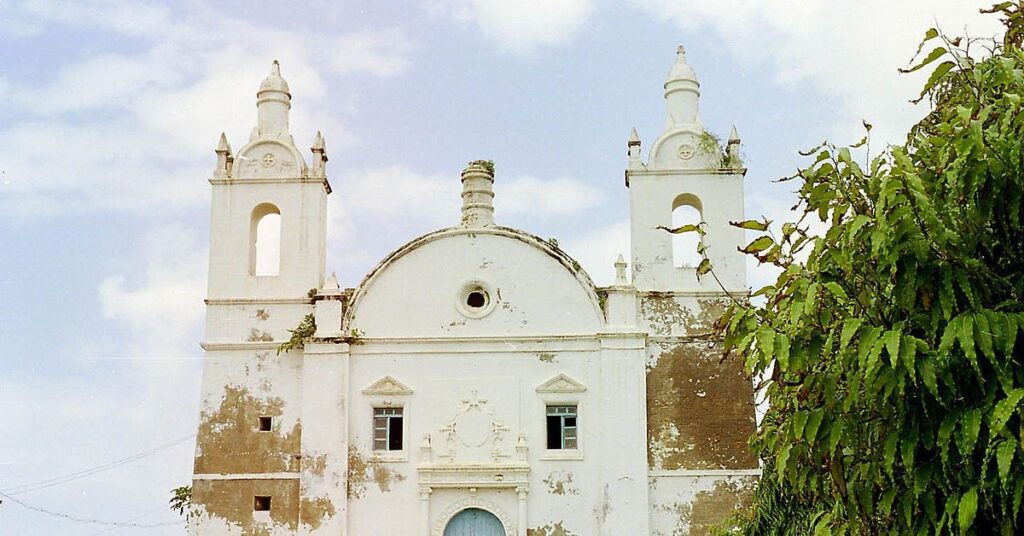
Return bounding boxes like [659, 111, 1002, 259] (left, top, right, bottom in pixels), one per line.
[254, 496, 271, 511]
[373, 407, 403, 451]
[258, 416, 272, 432]
[546, 405, 578, 450]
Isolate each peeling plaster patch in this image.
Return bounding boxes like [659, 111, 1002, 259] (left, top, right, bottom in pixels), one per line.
[304, 453, 327, 477]
[652, 495, 693, 536]
[641, 294, 729, 337]
[689, 478, 756, 536]
[247, 328, 274, 342]
[369, 459, 406, 492]
[527, 522, 579, 536]
[194, 385, 301, 474]
[346, 445, 368, 499]
[191, 478, 300, 534]
[255, 308, 270, 321]
[537, 352, 557, 363]
[543, 470, 578, 495]
[646, 342, 757, 470]
[299, 496, 336, 530]
[347, 446, 406, 499]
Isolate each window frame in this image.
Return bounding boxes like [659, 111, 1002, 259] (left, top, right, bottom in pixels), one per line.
[546, 404, 579, 450]
[372, 406, 405, 453]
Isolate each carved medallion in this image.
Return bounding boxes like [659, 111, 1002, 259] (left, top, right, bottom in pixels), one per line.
[677, 143, 695, 160]
[261, 152, 276, 167]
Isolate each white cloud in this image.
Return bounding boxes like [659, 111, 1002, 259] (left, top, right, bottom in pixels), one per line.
[431, 0, 594, 54]
[562, 218, 631, 286]
[629, 0, 1003, 145]
[497, 175, 606, 216]
[0, 2, 411, 221]
[331, 166, 605, 239]
[97, 221, 207, 358]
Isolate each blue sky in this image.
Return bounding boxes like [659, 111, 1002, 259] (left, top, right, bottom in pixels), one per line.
[0, 1, 1003, 533]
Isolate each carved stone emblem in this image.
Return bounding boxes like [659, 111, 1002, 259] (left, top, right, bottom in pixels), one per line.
[261, 152, 276, 167]
[437, 390, 512, 463]
[677, 143, 695, 160]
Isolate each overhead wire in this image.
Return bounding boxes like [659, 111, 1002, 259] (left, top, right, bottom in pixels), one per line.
[0, 433, 195, 529]
[0, 491, 182, 528]
[1, 433, 195, 495]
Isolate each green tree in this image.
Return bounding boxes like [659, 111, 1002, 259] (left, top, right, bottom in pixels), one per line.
[715, 3, 1024, 534]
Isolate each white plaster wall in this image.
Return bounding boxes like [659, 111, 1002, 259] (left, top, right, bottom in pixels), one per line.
[628, 171, 745, 293]
[207, 180, 327, 300]
[349, 229, 603, 339]
[343, 339, 648, 535]
[203, 302, 312, 344]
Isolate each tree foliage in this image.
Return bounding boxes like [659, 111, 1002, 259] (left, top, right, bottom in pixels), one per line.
[720, 4, 1024, 534]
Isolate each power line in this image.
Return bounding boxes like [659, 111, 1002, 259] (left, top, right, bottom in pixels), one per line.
[84, 504, 176, 536]
[0, 491, 182, 529]
[2, 433, 195, 496]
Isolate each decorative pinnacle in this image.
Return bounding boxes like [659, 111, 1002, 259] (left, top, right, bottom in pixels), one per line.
[215, 132, 232, 154]
[614, 254, 628, 285]
[728, 125, 740, 143]
[271, 59, 280, 75]
[628, 127, 641, 147]
[325, 272, 339, 290]
[312, 130, 326, 151]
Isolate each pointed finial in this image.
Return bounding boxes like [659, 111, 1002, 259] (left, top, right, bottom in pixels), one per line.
[270, 59, 281, 76]
[214, 132, 234, 178]
[614, 254, 628, 285]
[216, 132, 231, 153]
[728, 124, 740, 143]
[310, 130, 328, 176]
[627, 127, 642, 164]
[325, 272, 339, 290]
[677, 45, 686, 56]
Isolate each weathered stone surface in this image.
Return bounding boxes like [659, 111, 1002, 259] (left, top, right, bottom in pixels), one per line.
[647, 341, 758, 471]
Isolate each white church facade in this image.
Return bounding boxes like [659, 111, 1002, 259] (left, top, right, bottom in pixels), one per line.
[189, 48, 758, 536]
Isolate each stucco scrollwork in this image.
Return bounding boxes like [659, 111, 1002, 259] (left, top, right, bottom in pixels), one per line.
[432, 497, 515, 536]
[438, 390, 514, 463]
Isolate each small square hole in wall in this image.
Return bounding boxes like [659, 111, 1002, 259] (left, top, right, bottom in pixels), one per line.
[254, 496, 271, 512]
[258, 416, 272, 431]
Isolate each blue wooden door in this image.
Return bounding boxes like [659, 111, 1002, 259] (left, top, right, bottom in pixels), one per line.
[443, 508, 504, 536]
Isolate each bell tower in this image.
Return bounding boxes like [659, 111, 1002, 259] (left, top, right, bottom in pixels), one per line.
[626, 46, 746, 293]
[191, 61, 336, 535]
[628, 47, 760, 536]
[206, 60, 330, 301]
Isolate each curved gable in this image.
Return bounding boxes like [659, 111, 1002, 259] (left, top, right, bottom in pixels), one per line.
[347, 227, 604, 339]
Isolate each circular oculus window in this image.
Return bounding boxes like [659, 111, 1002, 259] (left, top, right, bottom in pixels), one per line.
[456, 280, 497, 318]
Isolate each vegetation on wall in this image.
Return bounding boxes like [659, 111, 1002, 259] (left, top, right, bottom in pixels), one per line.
[277, 313, 316, 355]
[707, 4, 1024, 534]
[698, 131, 743, 169]
[169, 485, 192, 518]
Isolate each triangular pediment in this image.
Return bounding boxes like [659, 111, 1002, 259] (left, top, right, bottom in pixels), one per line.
[535, 373, 586, 394]
[362, 375, 414, 396]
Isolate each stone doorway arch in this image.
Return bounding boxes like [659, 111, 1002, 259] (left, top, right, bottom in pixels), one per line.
[443, 507, 505, 536]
